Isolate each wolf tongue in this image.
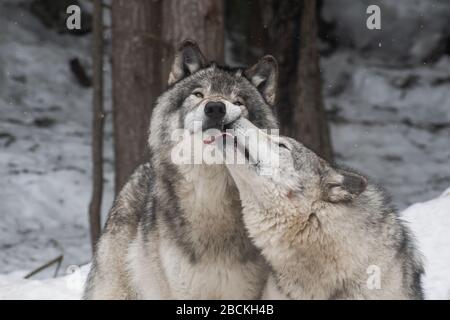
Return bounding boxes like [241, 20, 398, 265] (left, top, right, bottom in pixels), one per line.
[203, 135, 216, 145]
[203, 132, 234, 144]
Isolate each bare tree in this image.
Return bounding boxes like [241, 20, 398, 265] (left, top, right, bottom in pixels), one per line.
[294, 0, 332, 161]
[88, 0, 104, 252]
[260, 0, 333, 161]
[111, 0, 163, 193]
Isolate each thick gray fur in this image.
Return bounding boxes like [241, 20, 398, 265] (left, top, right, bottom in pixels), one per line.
[224, 118, 424, 300]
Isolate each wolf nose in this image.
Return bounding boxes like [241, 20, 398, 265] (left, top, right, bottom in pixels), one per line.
[204, 101, 226, 121]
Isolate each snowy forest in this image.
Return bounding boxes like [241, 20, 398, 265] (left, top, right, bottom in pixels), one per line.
[0, 0, 449, 300]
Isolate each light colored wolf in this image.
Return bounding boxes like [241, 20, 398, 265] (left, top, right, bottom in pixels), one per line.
[83, 40, 279, 299]
[221, 118, 424, 300]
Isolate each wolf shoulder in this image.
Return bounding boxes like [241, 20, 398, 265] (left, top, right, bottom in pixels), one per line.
[103, 162, 155, 234]
[83, 162, 156, 299]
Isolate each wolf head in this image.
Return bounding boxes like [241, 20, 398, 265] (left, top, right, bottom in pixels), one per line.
[223, 118, 368, 222]
[223, 120, 424, 300]
[149, 40, 278, 166]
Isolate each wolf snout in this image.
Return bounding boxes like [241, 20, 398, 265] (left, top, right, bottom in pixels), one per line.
[204, 101, 226, 121]
[200, 99, 242, 132]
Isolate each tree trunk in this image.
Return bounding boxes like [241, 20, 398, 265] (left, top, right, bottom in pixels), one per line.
[225, 0, 266, 66]
[111, 0, 163, 193]
[161, 0, 225, 78]
[260, 0, 333, 161]
[293, 0, 332, 161]
[88, 0, 104, 252]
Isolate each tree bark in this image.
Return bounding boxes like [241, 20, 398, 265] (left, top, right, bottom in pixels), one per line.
[111, 0, 163, 193]
[260, 0, 333, 161]
[161, 0, 225, 78]
[225, 0, 266, 66]
[88, 0, 104, 252]
[293, 0, 332, 161]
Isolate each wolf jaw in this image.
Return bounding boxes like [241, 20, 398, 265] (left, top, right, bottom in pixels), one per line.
[221, 118, 424, 300]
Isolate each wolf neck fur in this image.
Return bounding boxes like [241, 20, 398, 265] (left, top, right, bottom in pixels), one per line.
[173, 164, 253, 260]
[242, 190, 380, 298]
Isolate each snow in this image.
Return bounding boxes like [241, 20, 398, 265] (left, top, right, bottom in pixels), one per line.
[322, 51, 450, 209]
[0, 0, 114, 277]
[321, 0, 450, 64]
[402, 188, 450, 300]
[0, 0, 449, 300]
[0, 264, 89, 300]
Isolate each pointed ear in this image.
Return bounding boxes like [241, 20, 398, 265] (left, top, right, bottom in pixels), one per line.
[244, 55, 278, 105]
[323, 168, 367, 203]
[168, 40, 207, 85]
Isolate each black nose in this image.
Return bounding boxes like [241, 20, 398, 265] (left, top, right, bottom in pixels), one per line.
[204, 101, 226, 121]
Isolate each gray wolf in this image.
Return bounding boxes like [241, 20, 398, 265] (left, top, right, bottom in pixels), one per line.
[83, 40, 279, 299]
[221, 118, 424, 299]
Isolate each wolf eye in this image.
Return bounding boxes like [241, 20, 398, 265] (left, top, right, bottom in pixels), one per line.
[233, 101, 243, 106]
[193, 92, 204, 99]
[278, 143, 289, 149]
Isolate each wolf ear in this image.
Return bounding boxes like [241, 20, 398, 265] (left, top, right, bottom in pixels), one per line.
[168, 40, 207, 85]
[323, 168, 367, 203]
[244, 55, 278, 106]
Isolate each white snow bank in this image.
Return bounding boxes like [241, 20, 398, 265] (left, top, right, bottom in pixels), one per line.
[0, 189, 449, 300]
[0, 264, 89, 300]
[401, 187, 450, 300]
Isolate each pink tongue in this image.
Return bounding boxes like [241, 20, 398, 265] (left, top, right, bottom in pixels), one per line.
[203, 136, 216, 145]
[203, 132, 234, 144]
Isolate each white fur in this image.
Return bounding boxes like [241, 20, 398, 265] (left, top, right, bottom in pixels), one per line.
[157, 237, 262, 299]
[262, 276, 289, 300]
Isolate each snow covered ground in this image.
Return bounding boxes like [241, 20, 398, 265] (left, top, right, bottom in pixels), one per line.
[322, 51, 450, 209]
[0, 264, 89, 300]
[0, 0, 114, 277]
[402, 188, 450, 300]
[0, 0, 449, 299]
